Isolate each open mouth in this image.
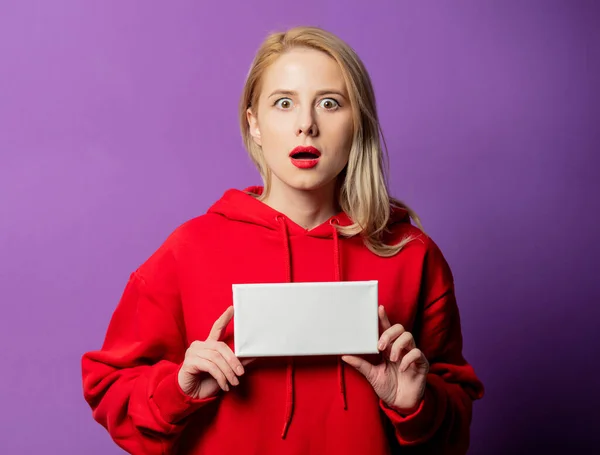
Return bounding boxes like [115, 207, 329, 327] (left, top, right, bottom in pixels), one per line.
[291, 151, 320, 160]
[289, 146, 321, 169]
[289, 146, 321, 160]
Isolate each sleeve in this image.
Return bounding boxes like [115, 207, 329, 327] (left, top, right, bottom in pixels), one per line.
[81, 238, 217, 455]
[380, 238, 485, 455]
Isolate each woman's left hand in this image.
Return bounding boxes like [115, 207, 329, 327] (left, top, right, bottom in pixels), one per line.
[342, 305, 429, 413]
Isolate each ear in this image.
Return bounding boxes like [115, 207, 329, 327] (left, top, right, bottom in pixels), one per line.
[246, 108, 262, 147]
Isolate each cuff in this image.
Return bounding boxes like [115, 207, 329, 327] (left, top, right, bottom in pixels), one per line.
[151, 366, 218, 425]
[380, 374, 448, 444]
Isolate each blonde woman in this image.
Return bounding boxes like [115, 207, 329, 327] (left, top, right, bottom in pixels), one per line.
[82, 26, 484, 455]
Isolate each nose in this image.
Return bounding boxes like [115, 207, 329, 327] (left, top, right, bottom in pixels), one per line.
[295, 106, 318, 137]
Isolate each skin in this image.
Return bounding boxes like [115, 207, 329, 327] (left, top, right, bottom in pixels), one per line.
[247, 47, 353, 230]
[178, 48, 429, 414]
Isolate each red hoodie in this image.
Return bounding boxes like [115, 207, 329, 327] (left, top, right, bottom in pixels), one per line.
[81, 186, 484, 455]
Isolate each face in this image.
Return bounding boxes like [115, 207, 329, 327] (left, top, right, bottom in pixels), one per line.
[247, 48, 354, 195]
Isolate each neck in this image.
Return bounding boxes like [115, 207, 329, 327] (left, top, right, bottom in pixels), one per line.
[261, 179, 338, 230]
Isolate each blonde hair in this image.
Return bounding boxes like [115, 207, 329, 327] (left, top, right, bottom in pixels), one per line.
[239, 26, 424, 257]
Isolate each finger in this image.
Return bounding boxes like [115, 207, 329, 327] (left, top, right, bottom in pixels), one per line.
[341, 355, 376, 383]
[191, 358, 230, 391]
[389, 331, 416, 362]
[207, 306, 234, 341]
[378, 324, 405, 352]
[206, 340, 245, 376]
[196, 349, 239, 387]
[241, 358, 256, 367]
[399, 348, 428, 373]
[378, 305, 392, 331]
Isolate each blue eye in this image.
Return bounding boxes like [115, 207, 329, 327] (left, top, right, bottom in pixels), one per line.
[319, 98, 340, 110]
[275, 98, 293, 109]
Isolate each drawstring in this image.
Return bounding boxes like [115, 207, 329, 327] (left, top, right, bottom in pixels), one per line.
[277, 216, 295, 439]
[278, 215, 292, 284]
[332, 220, 341, 282]
[276, 215, 348, 439]
[282, 360, 294, 438]
[330, 219, 348, 411]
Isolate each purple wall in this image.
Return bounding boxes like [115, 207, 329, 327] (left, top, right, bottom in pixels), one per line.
[1, 1, 598, 453]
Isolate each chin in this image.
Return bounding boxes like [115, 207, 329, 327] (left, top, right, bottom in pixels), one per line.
[267, 160, 344, 194]
[281, 173, 337, 193]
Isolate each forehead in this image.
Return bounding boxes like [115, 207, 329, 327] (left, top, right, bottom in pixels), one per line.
[260, 48, 347, 94]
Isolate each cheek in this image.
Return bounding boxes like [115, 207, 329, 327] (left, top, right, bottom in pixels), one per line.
[259, 113, 290, 147]
[332, 117, 354, 154]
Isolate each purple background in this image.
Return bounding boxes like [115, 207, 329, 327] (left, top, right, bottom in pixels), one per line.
[1, 1, 598, 453]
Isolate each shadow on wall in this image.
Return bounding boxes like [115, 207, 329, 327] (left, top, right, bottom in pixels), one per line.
[460, 218, 598, 454]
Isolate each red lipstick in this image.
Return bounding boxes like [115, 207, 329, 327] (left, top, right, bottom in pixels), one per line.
[289, 146, 321, 169]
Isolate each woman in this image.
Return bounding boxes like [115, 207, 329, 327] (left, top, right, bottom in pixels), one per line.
[82, 26, 484, 454]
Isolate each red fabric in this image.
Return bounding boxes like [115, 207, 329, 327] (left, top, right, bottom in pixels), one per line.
[81, 186, 484, 455]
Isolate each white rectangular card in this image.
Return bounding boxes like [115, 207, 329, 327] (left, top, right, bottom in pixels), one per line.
[233, 280, 379, 357]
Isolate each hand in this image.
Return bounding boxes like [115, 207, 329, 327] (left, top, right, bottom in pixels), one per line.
[342, 305, 429, 413]
[177, 306, 253, 400]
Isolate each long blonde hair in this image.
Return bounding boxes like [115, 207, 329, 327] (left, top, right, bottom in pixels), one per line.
[239, 26, 423, 257]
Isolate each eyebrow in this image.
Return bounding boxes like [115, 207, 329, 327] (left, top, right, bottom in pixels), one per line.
[268, 89, 348, 100]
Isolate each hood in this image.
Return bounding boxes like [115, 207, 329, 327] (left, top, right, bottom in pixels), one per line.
[208, 185, 410, 236]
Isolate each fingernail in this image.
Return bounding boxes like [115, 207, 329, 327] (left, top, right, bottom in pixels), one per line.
[224, 384, 230, 392]
[232, 377, 239, 386]
[378, 343, 384, 350]
[237, 366, 244, 375]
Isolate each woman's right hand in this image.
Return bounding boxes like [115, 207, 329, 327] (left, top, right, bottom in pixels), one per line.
[177, 306, 250, 400]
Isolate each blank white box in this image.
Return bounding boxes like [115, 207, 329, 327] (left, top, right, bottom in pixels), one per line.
[233, 280, 379, 357]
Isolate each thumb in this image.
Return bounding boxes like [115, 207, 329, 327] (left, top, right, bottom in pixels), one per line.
[341, 355, 375, 383]
[207, 306, 234, 341]
[241, 358, 256, 367]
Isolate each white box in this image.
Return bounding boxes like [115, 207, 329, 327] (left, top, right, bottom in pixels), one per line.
[233, 281, 379, 357]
